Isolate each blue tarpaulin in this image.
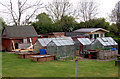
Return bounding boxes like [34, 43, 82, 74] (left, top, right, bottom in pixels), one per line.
[111, 48, 116, 51]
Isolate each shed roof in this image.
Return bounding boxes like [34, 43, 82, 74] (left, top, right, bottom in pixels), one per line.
[2, 26, 38, 38]
[73, 28, 109, 33]
[38, 37, 74, 47]
[96, 37, 118, 46]
[77, 38, 92, 45]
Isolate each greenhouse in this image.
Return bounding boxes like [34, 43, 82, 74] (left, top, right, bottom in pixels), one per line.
[90, 37, 118, 59]
[74, 38, 92, 56]
[91, 37, 118, 50]
[33, 37, 74, 54]
[46, 37, 75, 59]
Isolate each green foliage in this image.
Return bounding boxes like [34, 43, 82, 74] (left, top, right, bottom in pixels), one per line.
[76, 18, 119, 38]
[73, 22, 86, 30]
[73, 18, 110, 30]
[55, 15, 78, 32]
[32, 13, 54, 34]
[32, 12, 119, 37]
[85, 18, 110, 29]
[36, 13, 53, 24]
[0, 17, 6, 34]
[108, 23, 118, 35]
[32, 14, 78, 34]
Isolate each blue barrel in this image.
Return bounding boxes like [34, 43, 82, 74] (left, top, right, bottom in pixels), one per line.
[40, 49, 46, 55]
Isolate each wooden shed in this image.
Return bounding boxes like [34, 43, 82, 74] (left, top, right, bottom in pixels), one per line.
[73, 28, 109, 39]
[2, 26, 38, 51]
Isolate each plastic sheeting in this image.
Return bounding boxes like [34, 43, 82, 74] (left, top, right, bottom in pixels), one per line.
[97, 37, 118, 46]
[77, 38, 92, 45]
[38, 37, 74, 47]
[47, 39, 75, 58]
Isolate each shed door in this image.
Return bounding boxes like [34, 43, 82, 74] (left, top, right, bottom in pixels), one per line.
[23, 39, 27, 43]
[80, 44, 83, 51]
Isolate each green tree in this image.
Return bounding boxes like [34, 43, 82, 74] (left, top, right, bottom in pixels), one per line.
[0, 17, 6, 33]
[87, 18, 110, 29]
[32, 13, 55, 34]
[77, 18, 110, 29]
[56, 15, 77, 32]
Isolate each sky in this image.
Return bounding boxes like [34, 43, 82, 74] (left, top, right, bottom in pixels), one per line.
[42, 0, 120, 17]
[0, 0, 120, 24]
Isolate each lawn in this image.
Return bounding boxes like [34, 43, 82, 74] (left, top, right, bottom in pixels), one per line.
[2, 52, 118, 77]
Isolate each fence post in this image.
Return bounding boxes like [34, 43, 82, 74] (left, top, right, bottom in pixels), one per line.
[75, 59, 78, 79]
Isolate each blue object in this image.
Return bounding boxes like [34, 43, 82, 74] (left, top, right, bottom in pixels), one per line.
[111, 48, 116, 51]
[40, 49, 46, 55]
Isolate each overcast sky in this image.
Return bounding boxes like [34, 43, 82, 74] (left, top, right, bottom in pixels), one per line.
[0, 0, 119, 24]
[40, 0, 120, 18]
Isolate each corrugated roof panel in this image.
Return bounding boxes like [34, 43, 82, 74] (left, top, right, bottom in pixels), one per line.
[102, 38, 108, 42]
[105, 42, 111, 46]
[58, 40, 65, 46]
[97, 38, 106, 46]
[86, 38, 92, 44]
[38, 37, 74, 47]
[62, 40, 68, 45]
[97, 37, 118, 46]
[38, 39, 46, 46]
[53, 40, 61, 46]
[77, 38, 92, 45]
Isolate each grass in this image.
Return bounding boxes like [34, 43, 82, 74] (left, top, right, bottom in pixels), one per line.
[2, 52, 118, 77]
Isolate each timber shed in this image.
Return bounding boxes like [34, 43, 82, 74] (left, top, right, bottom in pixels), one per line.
[73, 28, 109, 39]
[2, 26, 38, 51]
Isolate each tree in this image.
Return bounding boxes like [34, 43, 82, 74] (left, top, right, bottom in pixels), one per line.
[76, 18, 110, 30]
[77, 0, 98, 23]
[56, 15, 77, 32]
[110, 1, 120, 36]
[0, 17, 6, 31]
[32, 13, 55, 34]
[0, 0, 43, 25]
[45, 0, 72, 22]
[110, 1, 120, 22]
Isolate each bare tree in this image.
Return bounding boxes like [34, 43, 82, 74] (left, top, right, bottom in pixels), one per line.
[0, 0, 43, 25]
[45, 0, 73, 22]
[110, 1, 120, 23]
[77, 0, 99, 22]
[110, 1, 120, 35]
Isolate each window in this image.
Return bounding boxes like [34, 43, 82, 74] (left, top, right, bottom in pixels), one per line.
[97, 34, 99, 37]
[94, 34, 99, 39]
[89, 34, 93, 39]
[101, 34, 103, 37]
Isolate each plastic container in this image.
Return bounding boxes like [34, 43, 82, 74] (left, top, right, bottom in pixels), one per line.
[111, 48, 116, 51]
[40, 49, 46, 55]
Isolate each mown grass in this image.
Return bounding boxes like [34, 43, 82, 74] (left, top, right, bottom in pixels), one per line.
[2, 52, 118, 77]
